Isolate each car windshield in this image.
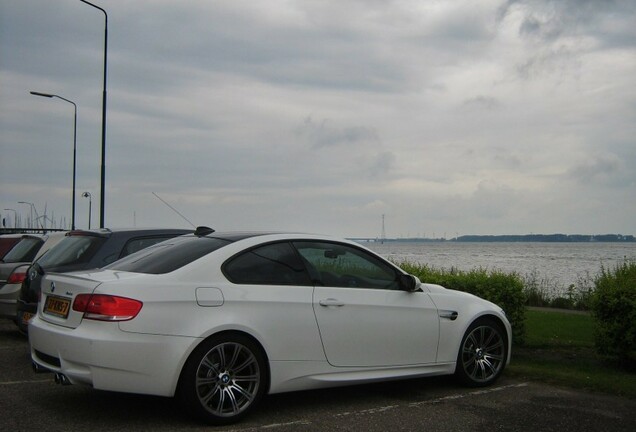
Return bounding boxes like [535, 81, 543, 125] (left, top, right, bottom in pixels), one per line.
[105, 236, 232, 274]
[36, 235, 107, 268]
[2, 237, 42, 263]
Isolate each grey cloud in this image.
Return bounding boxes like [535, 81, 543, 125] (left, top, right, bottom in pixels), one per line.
[497, 0, 635, 81]
[462, 96, 501, 110]
[515, 47, 579, 80]
[110, 2, 409, 94]
[519, 15, 563, 41]
[566, 154, 625, 186]
[295, 116, 380, 149]
[369, 151, 396, 178]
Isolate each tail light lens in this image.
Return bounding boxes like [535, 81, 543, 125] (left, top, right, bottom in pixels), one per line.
[72, 294, 143, 321]
[7, 266, 28, 284]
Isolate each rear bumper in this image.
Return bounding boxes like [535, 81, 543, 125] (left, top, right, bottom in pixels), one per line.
[29, 315, 199, 397]
[0, 283, 20, 319]
[16, 298, 37, 315]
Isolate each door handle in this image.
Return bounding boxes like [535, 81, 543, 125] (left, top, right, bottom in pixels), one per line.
[319, 298, 345, 307]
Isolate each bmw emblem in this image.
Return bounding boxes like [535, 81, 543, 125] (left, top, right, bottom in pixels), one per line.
[50, 282, 56, 293]
[29, 269, 37, 280]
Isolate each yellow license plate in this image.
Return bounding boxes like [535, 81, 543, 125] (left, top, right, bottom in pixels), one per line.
[21, 312, 34, 325]
[44, 296, 71, 318]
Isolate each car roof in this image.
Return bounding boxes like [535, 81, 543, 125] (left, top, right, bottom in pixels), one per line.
[202, 231, 281, 242]
[66, 228, 192, 238]
[199, 231, 350, 244]
[33, 228, 194, 272]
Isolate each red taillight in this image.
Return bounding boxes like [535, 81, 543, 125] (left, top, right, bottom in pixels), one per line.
[7, 269, 27, 284]
[72, 294, 143, 321]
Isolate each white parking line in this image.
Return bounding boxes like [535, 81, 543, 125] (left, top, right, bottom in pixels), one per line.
[0, 378, 52, 386]
[408, 382, 530, 407]
[226, 382, 530, 431]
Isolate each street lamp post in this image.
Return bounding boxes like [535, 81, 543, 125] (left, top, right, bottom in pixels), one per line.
[82, 192, 92, 229]
[3, 209, 18, 228]
[30, 91, 78, 230]
[80, 0, 107, 229]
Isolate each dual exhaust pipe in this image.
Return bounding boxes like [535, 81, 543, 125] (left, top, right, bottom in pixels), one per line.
[31, 362, 71, 386]
[54, 373, 71, 386]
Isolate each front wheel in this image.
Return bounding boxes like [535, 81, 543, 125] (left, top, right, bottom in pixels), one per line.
[178, 334, 267, 425]
[455, 318, 507, 387]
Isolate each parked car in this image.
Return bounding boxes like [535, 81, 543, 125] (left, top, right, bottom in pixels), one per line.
[0, 232, 67, 322]
[16, 228, 192, 332]
[29, 228, 511, 425]
[0, 234, 23, 260]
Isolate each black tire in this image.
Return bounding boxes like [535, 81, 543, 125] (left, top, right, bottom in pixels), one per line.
[15, 311, 29, 335]
[455, 318, 507, 387]
[178, 333, 267, 425]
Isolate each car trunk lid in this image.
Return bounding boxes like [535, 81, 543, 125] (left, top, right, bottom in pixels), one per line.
[38, 270, 140, 329]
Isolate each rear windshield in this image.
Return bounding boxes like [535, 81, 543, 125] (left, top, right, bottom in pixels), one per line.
[105, 236, 232, 274]
[36, 235, 107, 268]
[0, 237, 21, 258]
[2, 237, 43, 263]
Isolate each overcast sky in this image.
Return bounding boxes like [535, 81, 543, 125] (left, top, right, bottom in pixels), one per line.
[1, 0, 634, 238]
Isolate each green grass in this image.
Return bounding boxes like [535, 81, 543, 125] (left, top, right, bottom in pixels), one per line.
[507, 309, 636, 398]
[522, 309, 595, 348]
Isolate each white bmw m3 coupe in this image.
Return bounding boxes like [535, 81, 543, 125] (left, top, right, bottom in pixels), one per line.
[29, 227, 511, 424]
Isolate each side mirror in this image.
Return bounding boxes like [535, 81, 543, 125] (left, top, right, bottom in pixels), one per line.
[399, 274, 421, 292]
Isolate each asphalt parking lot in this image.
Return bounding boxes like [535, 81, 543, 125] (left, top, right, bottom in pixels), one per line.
[1, 319, 634, 432]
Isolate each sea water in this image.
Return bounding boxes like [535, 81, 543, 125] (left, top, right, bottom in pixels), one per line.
[363, 241, 636, 295]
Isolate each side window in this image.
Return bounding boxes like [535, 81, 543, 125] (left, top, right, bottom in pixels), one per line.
[223, 242, 312, 286]
[121, 236, 175, 258]
[293, 241, 399, 290]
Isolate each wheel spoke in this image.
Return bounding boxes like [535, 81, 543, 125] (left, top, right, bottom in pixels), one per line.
[477, 359, 487, 379]
[233, 354, 257, 374]
[231, 382, 254, 402]
[478, 326, 487, 345]
[483, 329, 497, 347]
[467, 333, 479, 349]
[200, 355, 221, 376]
[226, 344, 243, 371]
[216, 345, 227, 369]
[215, 386, 226, 413]
[225, 387, 240, 414]
[485, 352, 504, 362]
[481, 358, 496, 375]
[197, 375, 218, 387]
[486, 339, 504, 352]
[235, 373, 259, 383]
[200, 383, 221, 405]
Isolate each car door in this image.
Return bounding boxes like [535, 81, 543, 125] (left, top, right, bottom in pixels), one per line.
[294, 241, 440, 367]
[221, 241, 325, 361]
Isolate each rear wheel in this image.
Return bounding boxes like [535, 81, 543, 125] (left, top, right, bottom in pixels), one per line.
[455, 318, 507, 387]
[178, 334, 267, 425]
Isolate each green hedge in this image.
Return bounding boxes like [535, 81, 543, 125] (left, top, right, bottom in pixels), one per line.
[398, 262, 526, 344]
[591, 261, 636, 363]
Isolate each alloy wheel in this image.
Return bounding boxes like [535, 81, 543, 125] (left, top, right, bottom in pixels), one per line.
[460, 323, 505, 384]
[195, 342, 261, 418]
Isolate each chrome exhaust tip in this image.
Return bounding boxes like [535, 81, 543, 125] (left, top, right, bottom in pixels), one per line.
[54, 373, 71, 385]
